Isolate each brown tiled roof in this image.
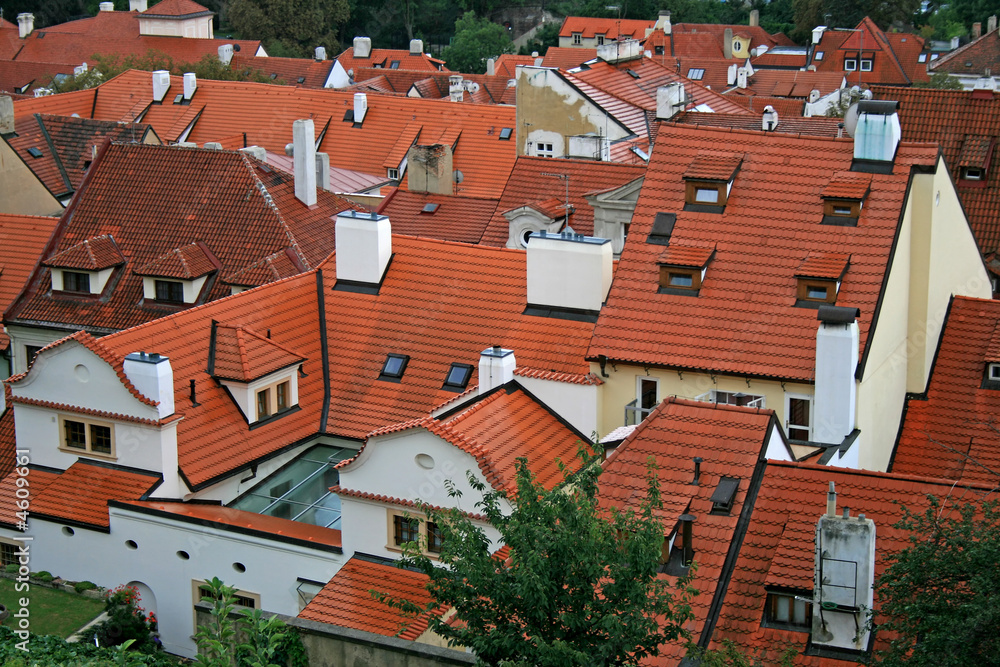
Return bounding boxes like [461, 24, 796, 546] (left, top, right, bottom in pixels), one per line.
[870, 84, 1000, 253]
[809, 17, 926, 86]
[133, 242, 218, 279]
[795, 252, 850, 279]
[587, 123, 938, 381]
[0, 461, 59, 529]
[743, 69, 846, 98]
[0, 214, 59, 348]
[375, 189, 499, 244]
[230, 54, 333, 88]
[43, 234, 124, 270]
[672, 111, 844, 137]
[727, 94, 806, 118]
[8, 143, 356, 334]
[958, 135, 994, 168]
[222, 248, 303, 287]
[140, 0, 213, 18]
[0, 408, 14, 480]
[821, 171, 872, 199]
[210, 324, 304, 382]
[28, 460, 160, 529]
[541, 46, 597, 70]
[929, 28, 1000, 75]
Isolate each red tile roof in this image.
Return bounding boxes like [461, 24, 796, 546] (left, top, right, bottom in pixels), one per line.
[299, 555, 437, 639]
[821, 171, 872, 199]
[598, 397, 775, 662]
[658, 243, 715, 267]
[809, 18, 927, 86]
[794, 252, 850, 280]
[221, 248, 303, 288]
[743, 69, 846, 98]
[587, 123, 938, 381]
[376, 189, 500, 244]
[43, 234, 124, 270]
[481, 156, 645, 246]
[140, 0, 213, 18]
[229, 54, 333, 88]
[684, 151, 743, 180]
[871, 84, 1000, 254]
[892, 296, 1000, 485]
[210, 324, 304, 383]
[541, 47, 597, 70]
[11, 89, 99, 120]
[558, 17, 654, 40]
[726, 94, 806, 118]
[133, 242, 218, 279]
[334, 45, 447, 75]
[7, 143, 356, 334]
[709, 461, 989, 664]
[606, 57, 750, 116]
[930, 28, 1000, 76]
[27, 460, 160, 528]
[0, 408, 16, 481]
[672, 111, 844, 137]
[0, 462, 60, 529]
[0, 213, 59, 348]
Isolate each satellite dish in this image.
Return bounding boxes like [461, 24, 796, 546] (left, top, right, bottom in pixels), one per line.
[843, 102, 860, 137]
[453, 170, 464, 184]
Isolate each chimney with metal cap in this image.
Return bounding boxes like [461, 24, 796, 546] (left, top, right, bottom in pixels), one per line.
[762, 105, 778, 131]
[334, 210, 392, 285]
[814, 306, 860, 446]
[17, 13, 34, 38]
[478, 346, 516, 394]
[292, 119, 317, 206]
[826, 481, 837, 516]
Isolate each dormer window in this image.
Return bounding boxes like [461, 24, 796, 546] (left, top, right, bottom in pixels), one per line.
[135, 242, 219, 306]
[596, 34, 605, 45]
[572, 32, 582, 45]
[963, 167, 984, 181]
[821, 172, 870, 226]
[958, 136, 994, 186]
[379, 354, 409, 382]
[387, 167, 400, 180]
[658, 244, 715, 296]
[860, 59, 872, 71]
[845, 58, 857, 71]
[654, 45, 664, 55]
[63, 271, 91, 293]
[443, 363, 473, 392]
[795, 252, 850, 307]
[155, 280, 184, 303]
[44, 235, 124, 296]
[682, 152, 743, 213]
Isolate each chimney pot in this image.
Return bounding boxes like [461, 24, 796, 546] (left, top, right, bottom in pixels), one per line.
[0, 96, 13, 134]
[16, 13, 34, 39]
[692, 456, 703, 485]
[842, 507, 850, 519]
[973, 22, 983, 39]
[292, 119, 318, 206]
[826, 481, 837, 517]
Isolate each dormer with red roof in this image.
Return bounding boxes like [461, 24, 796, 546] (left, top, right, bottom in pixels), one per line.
[137, 0, 214, 39]
[134, 241, 219, 305]
[804, 18, 929, 86]
[42, 235, 125, 297]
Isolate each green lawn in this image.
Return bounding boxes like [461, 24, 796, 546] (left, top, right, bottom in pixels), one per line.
[0, 577, 104, 638]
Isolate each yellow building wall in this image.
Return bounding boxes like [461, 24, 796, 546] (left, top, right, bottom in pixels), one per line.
[0, 140, 62, 216]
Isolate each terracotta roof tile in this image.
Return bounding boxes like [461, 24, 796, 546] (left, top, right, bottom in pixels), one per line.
[141, 0, 213, 17]
[684, 151, 744, 181]
[958, 135, 994, 168]
[27, 460, 160, 528]
[658, 244, 715, 267]
[299, 555, 437, 639]
[743, 70, 846, 98]
[541, 47, 597, 70]
[0, 408, 15, 480]
[133, 241, 218, 279]
[587, 123, 937, 381]
[794, 252, 850, 280]
[334, 45, 447, 75]
[672, 111, 844, 138]
[810, 17, 923, 86]
[43, 234, 124, 270]
[222, 248, 303, 287]
[0, 214, 59, 348]
[985, 320, 1000, 362]
[726, 94, 806, 118]
[0, 463, 59, 529]
[821, 171, 872, 199]
[376, 189, 499, 244]
[210, 324, 304, 382]
[930, 29, 1000, 76]
[558, 17, 654, 40]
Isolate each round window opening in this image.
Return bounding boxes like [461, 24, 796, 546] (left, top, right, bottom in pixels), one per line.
[521, 229, 534, 247]
[125, 540, 138, 550]
[415, 453, 435, 469]
[62, 526, 75, 536]
[177, 550, 190, 560]
[233, 562, 247, 573]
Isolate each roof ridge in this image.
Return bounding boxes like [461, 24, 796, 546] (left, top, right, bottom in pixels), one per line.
[238, 326, 307, 359]
[769, 458, 1000, 491]
[238, 151, 311, 271]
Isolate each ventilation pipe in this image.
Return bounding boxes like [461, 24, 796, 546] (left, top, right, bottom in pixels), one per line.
[315, 46, 327, 61]
[334, 211, 392, 285]
[17, 13, 34, 39]
[183, 72, 197, 100]
[354, 37, 372, 58]
[478, 346, 515, 394]
[762, 105, 778, 131]
[123, 352, 175, 419]
[692, 457, 703, 485]
[724, 28, 733, 59]
[826, 481, 837, 516]
[292, 119, 317, 206]
[152, 70, 171, 102]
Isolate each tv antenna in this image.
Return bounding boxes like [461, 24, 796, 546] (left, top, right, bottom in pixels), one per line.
[541, 172, 571, 220]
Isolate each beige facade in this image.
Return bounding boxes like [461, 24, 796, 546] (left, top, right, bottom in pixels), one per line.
[0, 140, 62, 216]
[138, 15, 213, 38]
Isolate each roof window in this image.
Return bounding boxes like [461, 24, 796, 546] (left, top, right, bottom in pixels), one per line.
[710, 476, 740, 514]
[682, 152, 743, 213]
[814, 51, 824, 61]
[297, 76, 306, 84]
[499, 127, 513, 140]
[988, 362, 1000, 383]
[958, 135, 994, 186]
[821, 172, 870, 226]
[421, 203, 440, 214]
[918, 53, 927, 62]
[763, 590, 812, 631]
[173, 93, 183, 104]
[442, 363, 474, 392]
[657, 244, 715, 296]
[687, 68, 705, 80]
[654, 45, 664, 55]
[270, 73, 278, 80]
[646, 212, 676, 245]
[379, 354, 409, 382]
[27, 147, 43, 158]
[390, 60, 401, 69]
[795, 252, 849, 307]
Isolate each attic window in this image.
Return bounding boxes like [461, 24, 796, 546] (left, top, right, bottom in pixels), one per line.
[845, 58, 857, 71]
[662, 269, 698, 289]
[989, 363, 1000, 382]
[154, 280, 184, 303]
[270, 73, 278, 80]
[797, 279, 838, 304]
[27, 147, 43, 158]
[390, 61, 401, 69]
[710, 476, 740, 514]
[814, 51, 824, 61]
[918, 53, 927, 63]
[654, 45, 664, 55]
[597, 34, 605, 46]
[795, 253, 848, 307]
[763, 591, 813, 631]
[657, 245, 714, 296]
[379, 354, 409, 382]
[421, 203, 440, 214]
[297, 76, 306, 84]
[499, 127, 513, 140]
[822, 198, 862, 225]
[387, 167, 400, 180]
[442, 363, 474, 391]
[682, 153, 742, 213]
[963, 167, 985, 181]
[860, 59, 872, 72]
[572, 33, 582, 45]
[62, 271, 91, 293]
[687, 68, 705, 80]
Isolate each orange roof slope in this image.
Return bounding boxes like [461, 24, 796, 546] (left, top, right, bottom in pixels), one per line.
[930, 28, 1000, 76]
[709, 461, 986, 664]
[376, 189, 500, 244]
[809, 17, 926, 86]
[604, 57, 750, 116]
[481, 156, 644, 246]
[229, 55, 333, 88]
[599, 398, 774, 663]
[742, 70, 845, 98]
[335, 45, 447, 74]
[541, 47, 597, 70]
[587, 123, 938, 382]
[299, 555, 435, 639]
[558, 17, 654, 40]
[140, 0, 213, 17]
[0, 464, 60, 530]
[7, 143, 356, 335]
[210, 324, 305, 382]
[0, 214, 59, 348]
[27, 460, 160, 529]
[672, 111, 843, 137]
[320, 236, 597, 440]
[892, 296, 1000, 485]
[871, 85, 1000, 254]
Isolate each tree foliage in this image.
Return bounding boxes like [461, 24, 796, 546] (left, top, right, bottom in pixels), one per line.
[913, 72, 965, 89]
[440, 11, 512, 74]
[384, 449, 697, 666]
[227, 0, 349, 58]
[871, 495, 1000, 667]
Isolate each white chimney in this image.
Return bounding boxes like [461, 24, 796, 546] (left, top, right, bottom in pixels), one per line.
[486, 58, 495, 76]
[238, 145, 267, 161]
[123, 352, 175, 419]
[812, 26, 827, 44]
[724, 28, 733, 59]
[656, 82, 686, 119]
[129, 0, 148, 11]
[353, 93, 368, 123]
[99, 2, 114, 11]
[203, 142, 222, 150]
[749, 9, 759, 27]
[449, 75, 464, 102]
[526, 231, 612, 314]
[762, 105, 778, 131]
[809, 88, 821, 103]
[736, 67, 748, 89]
[334, 211, 392, 285]
[812, 496, 875, 652]
[410, 39, 423, 55]
[183, 72, 197, 100]
[478, 346, 515, 394]
[814, 306, 859, 445]
[17, 13, 34, 39]
[990, 15, 998, 33]
[315, 46, 327, 61]
[661, 10, 672, 35]
[218, 44, 234, 66]
[727, 63, 737, 86]
[951, 35, 961, 49]
[292, 119, 317, 207]
[316, 153, 331, 192]
[354, 36, 372, 59]
[597, 39, 641, 64]
[152, 70, 171, 102]
[0, 96, 14, 134]
[853, 100, 901, 162]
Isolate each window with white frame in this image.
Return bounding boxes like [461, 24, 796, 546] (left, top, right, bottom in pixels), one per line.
[535, 142, 555, 158]
[845, 59, 857, 71]
[626, 376, 659, 425]
[785, 394, 812, 441]
[572, 33, 582, 45]
[387, 167, 400, 180]
[596, 34, 605, 45]
[695, 390, 765, 408]
[860, 59, 872, 71]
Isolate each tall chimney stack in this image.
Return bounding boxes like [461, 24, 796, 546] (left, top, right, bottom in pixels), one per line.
[749, 9, 759, 27]
[990, 15, 998, 33]
[17, 13, 34, 39]
[973, 22, 983, 39]
[0, 96, 13, 135]
[292, 119, 317, 207]
[478, 346, 516, 394]
[724, 28, 734, 59]
[814, 306, 860, 446]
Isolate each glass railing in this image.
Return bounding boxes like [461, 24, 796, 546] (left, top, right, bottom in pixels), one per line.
[624, 399, 653, 426]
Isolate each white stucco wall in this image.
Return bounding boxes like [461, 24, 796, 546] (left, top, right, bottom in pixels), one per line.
[138, 16, 213, 38]
[514, 375, 598, 439]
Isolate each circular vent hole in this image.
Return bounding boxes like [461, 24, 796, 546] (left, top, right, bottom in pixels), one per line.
[176, 550, 190, 560]
[125, 540, 138, 550]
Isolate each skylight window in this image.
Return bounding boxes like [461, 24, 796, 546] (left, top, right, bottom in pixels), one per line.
[814, 51, 824, 61]
[499, 127, 513, 140]
[390, 61, 401, 69]
[27, 147, 43, 158]
[687, 68, 705, 80]
[421, 203, 440, 214]
[173, 93, 183, 104]
[918, 53, 927, 63]
[443, 363, 474, 391]
[379, 353, 409, 381]
[297, 76, 306, 84]
[626, 69, 640, 79]
[270, 73, 278, 80]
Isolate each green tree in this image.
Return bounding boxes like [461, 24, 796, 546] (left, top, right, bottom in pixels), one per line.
[519, 21, 560, 56]
[227, 0, 349, 58]
[913, 72, 965, 88]
[440, 11, 512, 73]
[383, 449, 697, 666]
[870, 495, 1000, 667]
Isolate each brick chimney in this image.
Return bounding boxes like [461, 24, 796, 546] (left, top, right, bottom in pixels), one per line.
[478, 346, 515, 394]
[292, 119, 317, 206]
[334, 211, 392, 286]
[973, 22, 983, 39]
[17, 13, 34, 39]
[407, 144, 453, 195]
